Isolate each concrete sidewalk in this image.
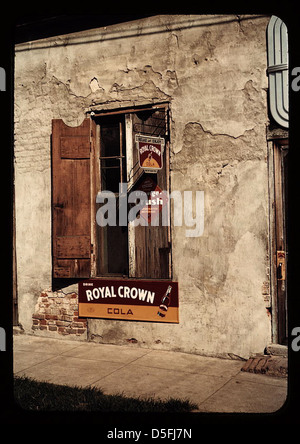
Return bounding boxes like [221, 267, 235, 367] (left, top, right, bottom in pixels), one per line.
[13, 334, 287, 413]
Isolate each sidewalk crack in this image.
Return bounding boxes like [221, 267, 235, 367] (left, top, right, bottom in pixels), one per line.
[88, 349, 153, 387]
[196, 369, 241, 408]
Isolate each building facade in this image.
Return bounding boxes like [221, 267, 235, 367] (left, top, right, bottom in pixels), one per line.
[14, 14, 288, 359]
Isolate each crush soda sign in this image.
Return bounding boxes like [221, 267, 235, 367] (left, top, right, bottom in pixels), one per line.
[78, 279, 179, 323]
[136, 176, 168, 224]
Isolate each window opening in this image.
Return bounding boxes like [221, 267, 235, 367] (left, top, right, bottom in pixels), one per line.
[100, 116, 126, 192]
[51, 105, 170, 280]
[94, 105, 170, 279]
[97, 115, 128, 275]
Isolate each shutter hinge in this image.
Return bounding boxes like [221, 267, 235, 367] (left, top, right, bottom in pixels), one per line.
[91, 243, 94, 254]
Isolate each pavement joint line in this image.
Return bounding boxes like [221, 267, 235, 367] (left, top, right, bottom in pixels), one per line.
[196, 369, 242, 408]
[105, 360, 244, 378]
[14, 343, 87, 376]
[14, 356, 62, 377]
[14, 338, 244, 381]
[14, 347, 151, 377]
[88, 348, 154, 387]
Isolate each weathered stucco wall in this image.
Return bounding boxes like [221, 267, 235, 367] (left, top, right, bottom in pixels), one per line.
[14, 14, 271, 358]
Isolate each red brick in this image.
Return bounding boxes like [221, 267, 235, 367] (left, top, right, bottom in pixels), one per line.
[72, 322, 85, 328]
[62, 315, 73, 322]
[45, 314, 58, 320]
[49, 326, 58, 331]
[32, 313, 45, 320]
[241, 358, 254, 372]
[56, 320, 70, 327]
[253, 357, 268, 373]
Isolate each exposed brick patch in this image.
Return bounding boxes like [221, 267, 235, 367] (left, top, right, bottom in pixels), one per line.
[241, 354, 288, 378]
[32, 291, 87, 336]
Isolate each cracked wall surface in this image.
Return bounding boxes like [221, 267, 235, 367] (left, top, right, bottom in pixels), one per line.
[15, 14, 271, 358]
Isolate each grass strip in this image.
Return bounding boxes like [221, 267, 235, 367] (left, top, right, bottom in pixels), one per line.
[14, 376, 198, 412]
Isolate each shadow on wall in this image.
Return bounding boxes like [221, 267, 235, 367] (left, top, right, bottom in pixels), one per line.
[52, 278, 81, 292]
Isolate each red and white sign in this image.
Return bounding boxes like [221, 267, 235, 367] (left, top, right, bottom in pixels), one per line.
[136, 134, 164, 172]
[136, 176, 168, 223]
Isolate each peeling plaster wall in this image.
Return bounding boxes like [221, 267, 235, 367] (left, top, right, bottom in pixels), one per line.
[14, 14, 271, 357]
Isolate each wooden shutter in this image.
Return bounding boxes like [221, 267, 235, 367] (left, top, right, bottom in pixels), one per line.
[131, 108, 171, 279]
[52, 118, 95, 278]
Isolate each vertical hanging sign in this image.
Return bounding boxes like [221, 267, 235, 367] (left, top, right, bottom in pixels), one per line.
[136, 134, 164, 172]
